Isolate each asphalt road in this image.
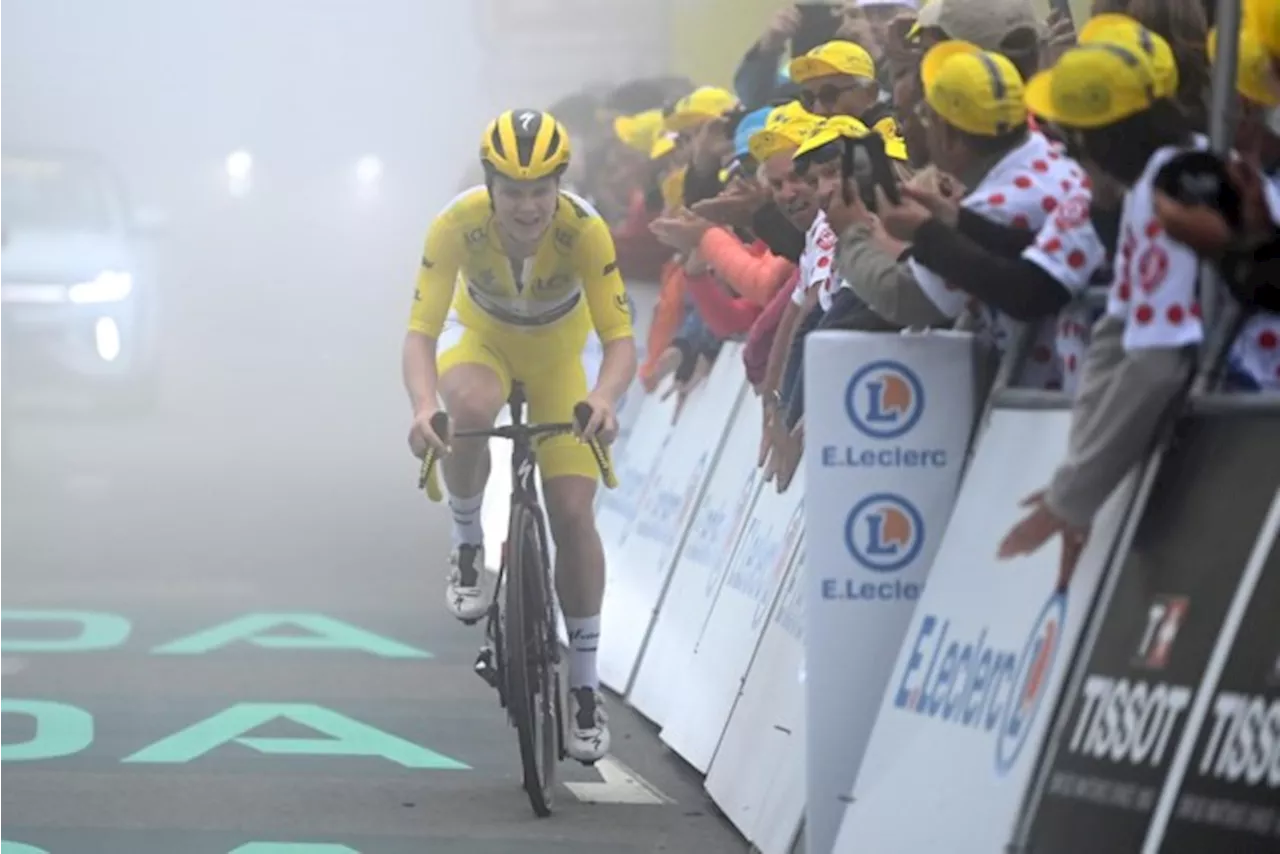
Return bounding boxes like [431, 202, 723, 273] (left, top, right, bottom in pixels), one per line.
[0, 296, 749, 853]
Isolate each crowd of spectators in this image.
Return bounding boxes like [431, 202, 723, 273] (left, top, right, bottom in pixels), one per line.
[532, 0, 1280, 573]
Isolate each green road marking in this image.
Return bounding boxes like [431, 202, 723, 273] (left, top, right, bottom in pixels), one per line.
[1, 611, 132, 652]
[1, 700, 94, 761]
[151, 614, 430, 658]
[121, 703, 470, 769]
[229, 846, 360, 854]
[1, 843, 50, 854]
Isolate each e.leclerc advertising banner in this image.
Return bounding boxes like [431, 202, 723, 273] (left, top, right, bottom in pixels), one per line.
[831, 407, 1137, 854]
[1019, 414, 1280, 854]
[802, 330, 977, 854]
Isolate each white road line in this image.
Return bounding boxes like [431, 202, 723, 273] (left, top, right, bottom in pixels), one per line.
[565, 755, 673, 805]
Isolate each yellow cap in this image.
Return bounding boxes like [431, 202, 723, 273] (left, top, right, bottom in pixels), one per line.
[613, 110, 666, 154]
[868, 115, 910, 161]
[766, 100, 817, 127]
[922, 40, 1027, 136]
[664, 86, 739, 133]
[1245, 0, 1280, 58]
[1024, 43, 1158, 129]
[789, 40, 877, 83]
[793, 115, 872, 159]
[749, 114, 825, 162]
[1079, 14, 1178, 100]
[660, 165, 688, 212]
[649, 132, 678, 160]
[1208, 25, 1280, 108]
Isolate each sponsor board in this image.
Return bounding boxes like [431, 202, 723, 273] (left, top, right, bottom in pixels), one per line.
[831, 408, 1136, 854]
[804, 332, 977, 854]
[1021, 415, 1280, 854]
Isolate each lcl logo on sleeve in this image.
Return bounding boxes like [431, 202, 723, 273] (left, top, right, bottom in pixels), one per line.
[845, 360, 925, 439]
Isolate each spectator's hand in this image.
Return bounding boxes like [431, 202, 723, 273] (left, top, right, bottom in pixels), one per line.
[1041, 10, 1078, 67]
[643, 346, 683, 393]
[875, 184, 933, 241]
[884, 13, 922, 73]
[904, 168, 964, 226]
[690, 116, 735, 172]
[836, 6, 877, 54]
[662, 352, 711, 423]
[997, 490, 1090, 590]
[826, 181, 877, 234]
[650, 207, 715, 252]
[692, 177, 770, 228]
[758, 395, 778, 467]
[1154, 159, 1274, 257]
[760, 5, 802, 53]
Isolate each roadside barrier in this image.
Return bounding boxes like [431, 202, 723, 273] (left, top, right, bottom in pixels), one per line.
[472, 294, 1278, 854]
[802, 330, 979, 854]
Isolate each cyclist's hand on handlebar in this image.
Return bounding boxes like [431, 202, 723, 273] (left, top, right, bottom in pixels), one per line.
[575, 393, 618, 446]
[408, 406, 450, 459]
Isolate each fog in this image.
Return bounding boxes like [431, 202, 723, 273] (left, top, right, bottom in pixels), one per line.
[2, 0, 498, 478]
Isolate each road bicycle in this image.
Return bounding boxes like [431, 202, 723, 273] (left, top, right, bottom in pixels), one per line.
[419, 381, 617, 816]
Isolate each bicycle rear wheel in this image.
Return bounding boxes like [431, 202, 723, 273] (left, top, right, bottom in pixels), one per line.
[502, 500, 561, 817]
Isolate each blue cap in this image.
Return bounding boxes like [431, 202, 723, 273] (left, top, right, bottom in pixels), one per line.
[733, 106, 773, 159]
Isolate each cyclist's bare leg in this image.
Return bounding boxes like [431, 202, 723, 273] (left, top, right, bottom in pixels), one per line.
[438, 363, 506, 501]
[544, 473, 610, 761]
[437, 363, 505, 619]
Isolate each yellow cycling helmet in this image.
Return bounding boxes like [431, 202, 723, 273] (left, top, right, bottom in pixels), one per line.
[480, 109, 572, 181]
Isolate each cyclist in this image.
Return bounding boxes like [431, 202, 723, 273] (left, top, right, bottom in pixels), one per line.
[402, 109, 637, 764]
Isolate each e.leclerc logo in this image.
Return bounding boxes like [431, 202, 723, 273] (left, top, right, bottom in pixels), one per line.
[824, 493, 924, 601]
[823, 360, 946, 469]
[893, 592, 1067, 775]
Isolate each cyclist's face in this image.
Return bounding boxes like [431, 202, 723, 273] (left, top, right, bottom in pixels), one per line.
[492, 175, 558, 242]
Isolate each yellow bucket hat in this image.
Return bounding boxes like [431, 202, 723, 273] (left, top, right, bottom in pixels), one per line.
[649, 132, 678, 160]
[613, 109, 666, 154]
[1245, 0, 1280, 59]
[793, 115, 872, 159]
[1079, 14, 1178, 101]
[789, 40, 877, 83]
[663, 86, 738, 133]
[922, 40, 1027, 136]
[749, 114, 825, 162]
[1024, 43, 1158, 129]
[1208, 24, 1280, 108]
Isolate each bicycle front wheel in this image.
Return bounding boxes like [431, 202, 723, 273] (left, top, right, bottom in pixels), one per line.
[502, 500, 560, 818]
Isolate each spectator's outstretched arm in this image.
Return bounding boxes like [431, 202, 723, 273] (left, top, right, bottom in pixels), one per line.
[734, 43, 786, 110]
[686, 271, 762, 338]
[743, 272, 799, 388]
[911, 219, 1072, 321]
[1044, 315, 1192, 527]
[699, 228, 796, 305]
[835, 224, 952, 327]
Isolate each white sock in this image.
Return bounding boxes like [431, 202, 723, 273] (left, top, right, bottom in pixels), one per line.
[448, 492, 484, 547]
[565, 615, 601, 691]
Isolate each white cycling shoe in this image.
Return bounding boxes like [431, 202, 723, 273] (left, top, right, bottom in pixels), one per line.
[567, 686, 611, 764]
[446, 543, 489, 623]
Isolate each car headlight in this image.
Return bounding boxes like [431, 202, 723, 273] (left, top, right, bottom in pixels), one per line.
[68, 271, 133, 304]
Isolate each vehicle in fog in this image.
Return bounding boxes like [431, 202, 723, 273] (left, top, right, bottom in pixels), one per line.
[2, 152, 161, 411]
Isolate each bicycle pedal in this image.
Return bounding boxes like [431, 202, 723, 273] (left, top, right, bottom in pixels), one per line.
[474, 647, 499, 689]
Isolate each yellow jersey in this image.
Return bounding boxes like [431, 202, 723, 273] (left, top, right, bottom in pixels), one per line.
[409, 185, 633, 348]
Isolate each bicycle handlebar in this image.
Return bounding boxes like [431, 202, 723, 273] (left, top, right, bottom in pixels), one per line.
[418, 402, 619, 502]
